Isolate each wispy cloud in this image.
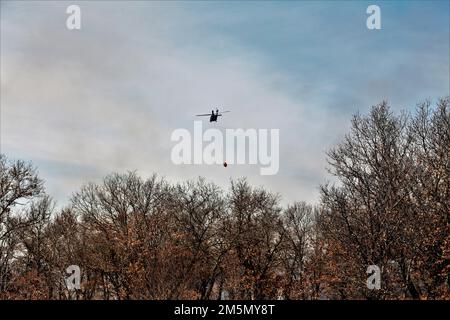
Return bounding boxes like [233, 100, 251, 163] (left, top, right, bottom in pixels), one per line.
[1, 1, 448, 206]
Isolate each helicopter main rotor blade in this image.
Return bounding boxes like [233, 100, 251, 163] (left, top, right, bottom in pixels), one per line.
[220, 111, 231, 113]
[196, 114, 211, 116]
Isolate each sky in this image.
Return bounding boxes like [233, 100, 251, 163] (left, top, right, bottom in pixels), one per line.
[1, 0, 449, 207]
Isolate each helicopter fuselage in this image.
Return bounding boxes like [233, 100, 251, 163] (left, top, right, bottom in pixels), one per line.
[209, 114, 219, 122]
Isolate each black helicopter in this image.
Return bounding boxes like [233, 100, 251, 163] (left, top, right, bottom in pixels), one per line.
[196, 108, 230, 122]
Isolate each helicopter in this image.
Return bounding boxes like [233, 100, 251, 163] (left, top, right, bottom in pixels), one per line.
[196, 108, 230, 122]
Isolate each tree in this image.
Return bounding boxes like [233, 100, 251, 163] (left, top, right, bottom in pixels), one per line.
[0, 97, 448, 300]
[0, 154, 46, 297]
[318, 99, 450, 299]
[408, 98, 450, 298]
[221, 179, 285, 299]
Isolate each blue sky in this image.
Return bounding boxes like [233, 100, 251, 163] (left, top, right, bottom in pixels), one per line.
[1, 1, 449, 205]
[181, 1, 449, 108]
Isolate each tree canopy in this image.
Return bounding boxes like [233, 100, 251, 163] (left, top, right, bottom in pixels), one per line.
[0, 98, 448, 299]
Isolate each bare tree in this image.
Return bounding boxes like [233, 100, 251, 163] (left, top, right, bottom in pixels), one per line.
[1, 98, 448, 300]
[0, 154, 45, 297]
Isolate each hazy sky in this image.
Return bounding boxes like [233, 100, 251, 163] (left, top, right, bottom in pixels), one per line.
[1, 1, 449, 206]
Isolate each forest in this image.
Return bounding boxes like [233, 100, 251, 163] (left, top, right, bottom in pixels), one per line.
[0, 99, 448, 300]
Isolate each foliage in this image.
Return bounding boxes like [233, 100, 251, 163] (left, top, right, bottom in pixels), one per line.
[0, 98, 448, 299]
